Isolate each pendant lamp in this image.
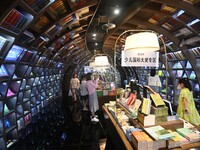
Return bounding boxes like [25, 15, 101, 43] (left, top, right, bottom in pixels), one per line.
[94, 55, 110, 67]
[124, 32, 160, 52]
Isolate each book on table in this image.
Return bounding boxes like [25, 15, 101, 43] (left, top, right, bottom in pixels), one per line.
[144, 125, 173, 140]
[150, 93, 165, 107]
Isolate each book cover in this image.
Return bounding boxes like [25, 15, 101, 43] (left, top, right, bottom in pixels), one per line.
[141, 98, 151, 115]
[144, 125, 173, 140]
[150, 93, 165, 107]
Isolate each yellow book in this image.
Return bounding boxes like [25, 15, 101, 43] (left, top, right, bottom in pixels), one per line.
[150, 93, 165, 107]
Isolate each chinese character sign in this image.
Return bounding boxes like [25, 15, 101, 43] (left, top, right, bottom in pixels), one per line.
[121, 51, 159, 67]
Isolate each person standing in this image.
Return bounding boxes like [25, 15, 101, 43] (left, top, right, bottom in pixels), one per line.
[177, 78, 200, 126]
[148, 69, 161, 93]
[70, 73, 80, 102]
[80, 75, 89, 111]
[86, 73, 99, 122]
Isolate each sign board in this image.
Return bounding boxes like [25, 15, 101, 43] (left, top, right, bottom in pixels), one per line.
[121, 51, 159, 67]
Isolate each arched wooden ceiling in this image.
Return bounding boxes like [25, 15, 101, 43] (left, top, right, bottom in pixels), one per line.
[1, 0, 199, 69]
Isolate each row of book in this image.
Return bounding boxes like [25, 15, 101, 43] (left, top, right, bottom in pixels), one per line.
[190, 47, 200, 56]
[49, 0, 68, 17]
[166, 51, 185, 60]
[34, 15, 50, 30]
[45, 24, 62, 37]
[1, 8, 28, 33]
[23, 0, 50, 12]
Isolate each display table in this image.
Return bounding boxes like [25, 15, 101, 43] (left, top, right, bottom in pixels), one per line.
[98, 95, 116, 110]
[102, 105, 200, 150]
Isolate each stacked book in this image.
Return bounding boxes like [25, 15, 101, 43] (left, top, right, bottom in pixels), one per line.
[131, 131, 154, 150]
[176, 127, 200, 143]
[167, 130, 189, 149]
[150, 93, 168, 124]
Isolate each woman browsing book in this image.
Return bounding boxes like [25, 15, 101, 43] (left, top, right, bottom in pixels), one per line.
[177, 78, 200, 126]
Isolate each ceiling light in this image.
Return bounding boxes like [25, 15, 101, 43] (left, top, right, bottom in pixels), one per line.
[95, 43, 98, 45]
[124, 32, 160, 52]
[114, 8, 120, 15]
[93, 33, 97, 37]
[95, 56, 110, 66]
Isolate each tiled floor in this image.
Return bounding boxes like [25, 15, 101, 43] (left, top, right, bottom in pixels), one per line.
[10, 97, 111, 150]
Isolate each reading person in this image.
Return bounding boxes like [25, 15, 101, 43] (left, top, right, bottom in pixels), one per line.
[177, 78, 200, 126]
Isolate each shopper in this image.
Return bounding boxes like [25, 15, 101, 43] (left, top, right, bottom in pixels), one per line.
[80, 75, 89, 111]
[148, 69, 161, 93]
[177, 78, 200, 126]
[86, 73, 99, 122]
[70, 73, 80, 102]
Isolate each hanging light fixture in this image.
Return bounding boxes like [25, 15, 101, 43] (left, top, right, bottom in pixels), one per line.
[89, 61, 96, 67]
[95, 55, 110, 67]
[124, 32, 160, 52]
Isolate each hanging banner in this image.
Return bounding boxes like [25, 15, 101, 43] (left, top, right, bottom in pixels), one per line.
[121, 51, 159, 67]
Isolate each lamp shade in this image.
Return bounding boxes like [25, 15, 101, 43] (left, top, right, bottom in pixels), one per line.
[89, 61, 96, 67]
[124, 32, 160, 52]
[95, 56, 109, 66]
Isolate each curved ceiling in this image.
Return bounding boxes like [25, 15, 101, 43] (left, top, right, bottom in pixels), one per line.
[1, 0, 200, 70]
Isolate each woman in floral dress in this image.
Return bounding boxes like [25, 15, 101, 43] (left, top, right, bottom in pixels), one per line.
[177, 78, 200, 126]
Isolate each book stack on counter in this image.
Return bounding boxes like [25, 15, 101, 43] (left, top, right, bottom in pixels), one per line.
[150, 93, 169, 124]
[144, 125, 173, 149]
[167, 130, 189, 149]
[131, 131, 154, 150]
[176, 127, 200, 143]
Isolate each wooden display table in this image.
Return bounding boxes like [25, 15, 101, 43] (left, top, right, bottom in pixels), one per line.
[102, 105, 134, 150]
[102, 105, 200, 150]
[98, 95, 116, 110]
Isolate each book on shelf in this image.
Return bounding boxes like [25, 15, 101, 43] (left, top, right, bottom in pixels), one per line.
[5, 45, 23, 61]
[0, 64, 9, 78]
[186, 61, 192, 68]
[174, 51, 185, 60]
[45, 24, 62, 37]
[150, 93, 165, 107]
[4, 104, 9, 114]
[189, 71, 196, 79]
[1, 8, 28, 32]
[0, 35, 8, 52]
[167, 53, 176, 60]
[141, 98, 151, 115]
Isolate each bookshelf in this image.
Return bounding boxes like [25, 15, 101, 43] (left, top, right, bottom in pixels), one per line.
[0, 43, 64, 149]
[0, 6, 33, 34]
